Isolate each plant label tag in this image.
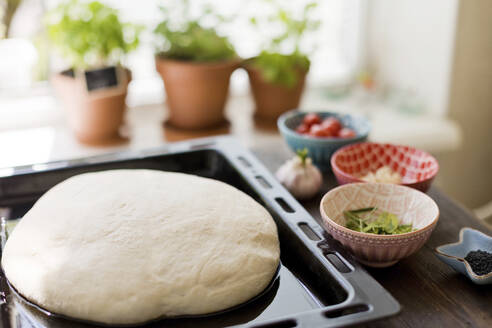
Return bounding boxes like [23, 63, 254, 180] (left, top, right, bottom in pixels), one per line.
[81, 66, 126, 96]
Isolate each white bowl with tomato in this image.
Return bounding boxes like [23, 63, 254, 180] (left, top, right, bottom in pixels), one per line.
[277, 110, 370, 169]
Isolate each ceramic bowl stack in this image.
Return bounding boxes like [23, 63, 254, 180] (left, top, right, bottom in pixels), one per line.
[320, 183, 439, 267]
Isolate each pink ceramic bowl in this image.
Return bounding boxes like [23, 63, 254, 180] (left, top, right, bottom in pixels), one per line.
[331, 142, 439, 192]
[320, 183, 439, 267]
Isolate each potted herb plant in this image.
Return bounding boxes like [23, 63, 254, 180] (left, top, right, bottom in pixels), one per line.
[154, 1, 239, 130]
[46, 0, 141, 144]
[246, 1, 319, 121]
[0, 0, 41, 89]
[1, 0, 22, 38]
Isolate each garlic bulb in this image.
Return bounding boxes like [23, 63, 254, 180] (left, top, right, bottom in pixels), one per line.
[276, 149, 322, 200]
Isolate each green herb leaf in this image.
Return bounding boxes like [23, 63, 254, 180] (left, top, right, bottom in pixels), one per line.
[248, 1, 319, 87]
[45, 0, 142, 70]
[153, 2, 236, 62]
[252, 51, 309, 88]
[348, 207, 376, 214]
[344, 208, 415, 235]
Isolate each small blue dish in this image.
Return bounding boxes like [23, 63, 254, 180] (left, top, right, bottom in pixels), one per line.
[277, 110, 370, 170]
[435, 228, 492, 285]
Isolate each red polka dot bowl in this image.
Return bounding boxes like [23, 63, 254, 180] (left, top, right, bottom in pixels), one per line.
[331, 142, 439, 192]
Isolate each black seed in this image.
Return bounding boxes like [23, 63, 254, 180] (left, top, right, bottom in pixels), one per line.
[464, 250, 492, 276]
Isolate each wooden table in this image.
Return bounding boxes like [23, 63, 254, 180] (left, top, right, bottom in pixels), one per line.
[2, 102, 488, 327]
[240, 125, 491, 328]
[163, 103, 491, 327]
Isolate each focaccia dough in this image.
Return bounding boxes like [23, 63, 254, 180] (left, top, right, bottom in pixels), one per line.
[1, 170, 280, 325]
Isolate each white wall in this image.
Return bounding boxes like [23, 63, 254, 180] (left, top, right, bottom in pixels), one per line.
[437, 0, 492, 211]
[365, 0, 459, 116]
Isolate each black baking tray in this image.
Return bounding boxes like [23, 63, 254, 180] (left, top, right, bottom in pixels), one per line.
[0, 136, 400, 328]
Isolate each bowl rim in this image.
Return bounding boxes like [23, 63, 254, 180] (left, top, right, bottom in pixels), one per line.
[319, 182, 440, 239]
[434, 227, 492, 280]
[277, 110, 371, 142]
[330, 142, 440, 185]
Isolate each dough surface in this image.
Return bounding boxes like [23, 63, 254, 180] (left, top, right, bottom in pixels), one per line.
[1, 170, 280, 325]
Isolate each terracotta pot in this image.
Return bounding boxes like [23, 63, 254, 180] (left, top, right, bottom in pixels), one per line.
[51, 69, 131, 144]
[246, 66, 307, 121]
[155, 58, 239, 129]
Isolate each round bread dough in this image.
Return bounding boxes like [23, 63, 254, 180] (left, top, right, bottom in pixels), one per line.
[1, 170, 280, 325]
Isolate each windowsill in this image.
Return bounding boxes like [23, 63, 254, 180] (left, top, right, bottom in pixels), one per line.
[0, 85, 462, 169]
[300, 88, 463, 153]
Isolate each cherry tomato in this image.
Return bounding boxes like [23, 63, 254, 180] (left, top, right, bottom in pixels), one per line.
[321, 125, 337, 137]
[338, 128, 356, 138]
[321, 117, 342, 136]
[295, 123, 309, 134]
[309, 124, 329, 137]
[303, 113, 321, 127]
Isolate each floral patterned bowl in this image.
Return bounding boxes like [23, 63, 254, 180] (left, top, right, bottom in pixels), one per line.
[331, 142, 439, 192]
[320, 183, 439, 267]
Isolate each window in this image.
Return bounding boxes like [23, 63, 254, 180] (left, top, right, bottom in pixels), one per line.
[0, 0, 365, 108]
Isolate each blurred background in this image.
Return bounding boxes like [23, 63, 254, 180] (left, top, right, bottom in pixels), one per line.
[0, 0, 491, 225]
